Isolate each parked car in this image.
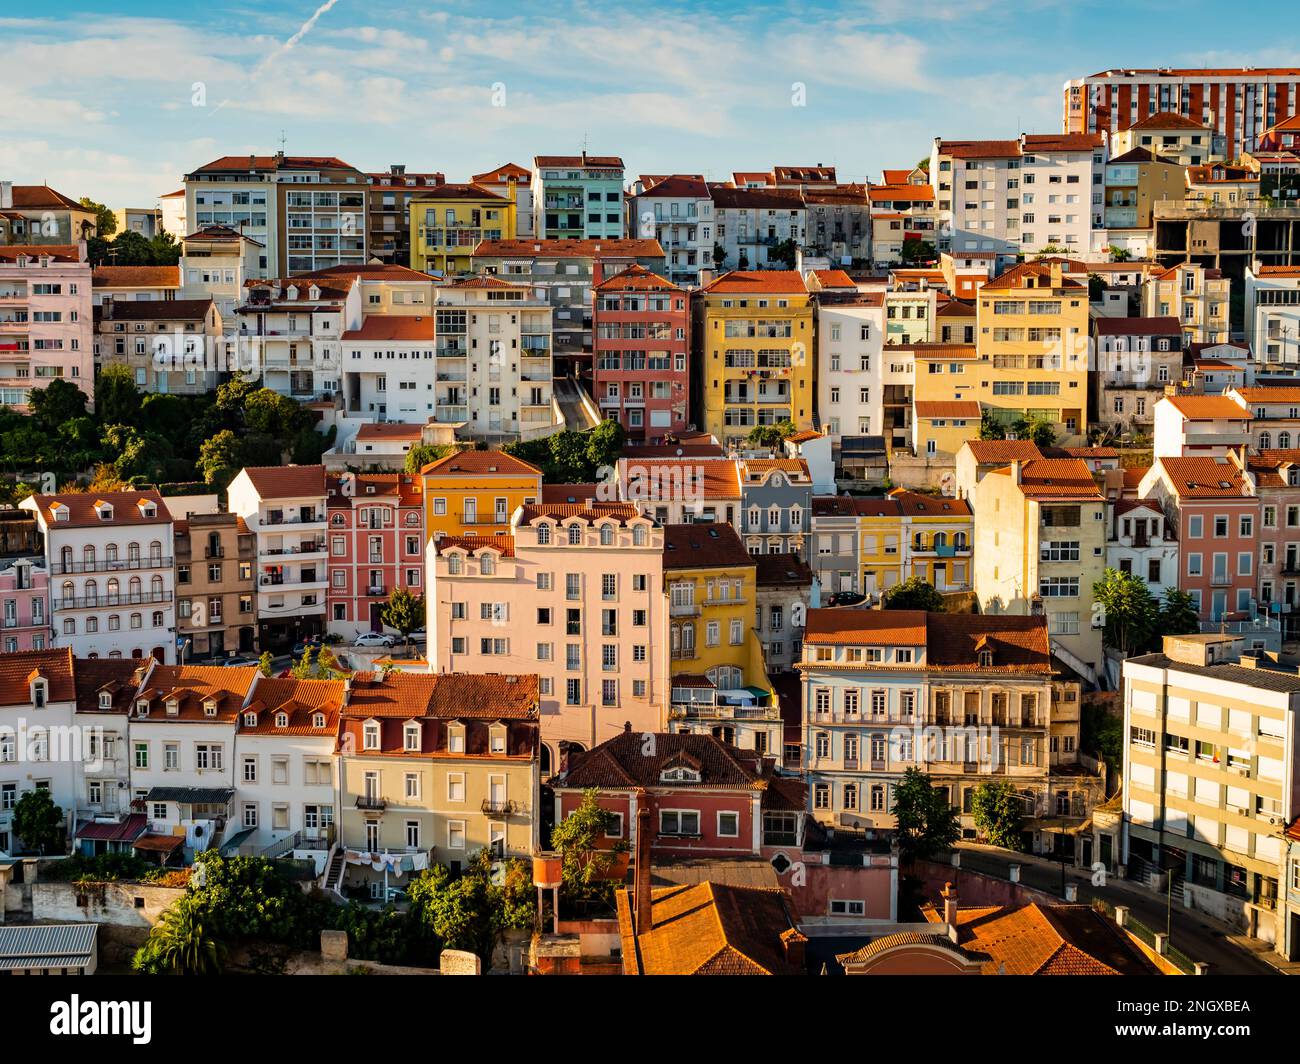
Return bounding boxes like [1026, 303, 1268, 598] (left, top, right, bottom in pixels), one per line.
[407, 629, 427, 645]
[223, 656, 261, 667]
[354, 633, 396, 648]
[292, 637, 323, 656]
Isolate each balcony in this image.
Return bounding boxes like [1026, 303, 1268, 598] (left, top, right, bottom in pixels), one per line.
[670, 602, 701, 617]
[53, 591, 173, 610]
[50, 556, 173, 575]
[259, 572, 324, 588]
[356, 795, 387, 811]
[366, 585, 387, 597]
[263, 512, 325, 527]
[259, 541, 325, 557]
[481, 799, 517, 817]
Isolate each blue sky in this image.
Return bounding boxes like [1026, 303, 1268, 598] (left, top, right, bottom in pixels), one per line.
[2, 0, 1294, 209]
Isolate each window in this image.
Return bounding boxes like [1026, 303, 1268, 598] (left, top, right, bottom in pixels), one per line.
[660, 810, 700, 836]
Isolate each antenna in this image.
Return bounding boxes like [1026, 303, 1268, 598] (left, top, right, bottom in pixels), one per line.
[278, 129, 288, 151]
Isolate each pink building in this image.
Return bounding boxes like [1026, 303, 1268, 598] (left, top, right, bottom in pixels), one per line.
[0, 243, 94, 410]
[0, 514, 49, 651]
[325, 472, 425, 639]
[428, 501, 667, 771]
[592, 265, 690, 442]
[1140, 457, 1261, 623]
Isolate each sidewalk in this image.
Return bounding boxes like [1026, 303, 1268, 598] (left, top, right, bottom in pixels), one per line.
[1225, 933, 1300, 975]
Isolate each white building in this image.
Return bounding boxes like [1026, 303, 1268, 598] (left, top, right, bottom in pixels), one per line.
[90, 265, 181, 306]
[710, 187, 807, 271]
[21, 490, 177, 664]
[234, 676, 341, 862]
[226, 465, 329, 651]
[1152, 394, 1252, 460]
[627, 175, 715, 287]
[1107, 499, 1179, 598]
[72, 657, 142, 829]
[0, 648, 78, 854]
[180, 225, 264, 335]
[815, 287, 885, 444]
[431, 276, 559, 442]
[1246, 265, 1300, 367]
[339, 314, 437, 422]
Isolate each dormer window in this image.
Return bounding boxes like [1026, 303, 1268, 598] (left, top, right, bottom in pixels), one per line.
[165, 698, 180, 717]
[489, 723, 507, 754]
[600, 524, 614, 545]
[567, 524, 582, 545]
[479, 552, 496, 575]
[363, 721, 380, 750]
[536, 522, 551, 545]
[403, 722, 421, 752]
[139, 502, 156, 518]
[275, 712, 289, 728]
[660, 765, 702, 783]
[312, 712, 325, 729]
[308, 285, 321, 300]
[979, 650, 994, 667]
[136, 700, 150, 717]
[448, 723, 466, 754]
[98, 691, 111, 710]
[204, 701, 218, 718]
[96, 502, 114, 521]
[51, 503, 69, 523]
[31, 679, 47, 709]
[447, 553, 463, 575]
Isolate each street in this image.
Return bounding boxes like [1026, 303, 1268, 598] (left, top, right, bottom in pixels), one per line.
[951, 843, 1281, 976]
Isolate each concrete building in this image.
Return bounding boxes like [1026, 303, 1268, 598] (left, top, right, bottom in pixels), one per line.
[366, 166, 446, 266]
[0, 183, 97, 245]
[1142, 263, 1230, 346]
[21, 490, 177, 664]
[0, 510, 49, 653]
[753, 551, 814, 673]
[710, 187, 807, 272]
[111, 207, 163, 239]
[91, 264, 181, 306]
[179, 225, 264, 336]
[738, 458, 812, 556]
[226, 465, 329, 651]
[409, 183, 514, 276]
[1093, 315, 1184, 438]
[0, 243, 94, 411]
[1100, 148, 1188, 257]
[1152, 394, 1251, 460]
[531, 153, 625, 241]
[94, 297, 223, 395]
[816, 287, 885, 444]
[1246, 264, 1300, 366]
[174, 511, 257, 661]
[1121, 633, 1300, 945]
[1111, 111, 1221, 166]
[626, 175, 715, 286]
[71, 656, 142, 832]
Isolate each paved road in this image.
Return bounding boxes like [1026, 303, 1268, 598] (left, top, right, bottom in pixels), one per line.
[952, 843, 1279, 976]
[554, 376, 598, 430]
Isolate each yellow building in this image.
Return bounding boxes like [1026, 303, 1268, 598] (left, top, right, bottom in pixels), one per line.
[420, 449, 542, 542]
[1142, 262, 1231, 347]
[975, 260, 1090, 443]
[912, 399, 982, 461]
[698, 270, 814, 449]
[855, 497, 905, 597]
[410, 184, 515, 275]
[893, 489, 973, 592]
[664, 523, 777, 754]
[337, 671, 540, 890]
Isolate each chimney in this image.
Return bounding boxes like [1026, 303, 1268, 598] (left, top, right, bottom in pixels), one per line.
[634, 803, 653, 934]
[0, 181, 11, 210]
[941, 881, 959, 942]
[1010, 459, 1023, 484]
[1049, 260, 1063, 289]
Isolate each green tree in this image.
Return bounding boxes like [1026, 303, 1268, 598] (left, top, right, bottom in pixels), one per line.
[196, 429, 243, 488]
[243, 388, 303, 439]
[585, 418, 627, 474]
[978, 409, 1007, 440]
[28, 379, 89, 431]
[133, 896, 226, 975]
[881, 575, 945, 612]
[1011, 415, 1057, 447]
[12, 789, 65, 855]
[148, 229, 181, 266]
[1092, 567, 1159, 654]
[901, 237, 936, 264]
[404, 442, 454, 474]
[1157, 587, 1200, 638]
[407, 851, 536, 964]
[80, 197, 117, 238]
[768, 238, 798, 269]
[95, 364, 143, 426]
[1108, 245, 1131, 263]
[290, 645, 318, 679]
[712, 242, 728, 271]
[1088, 273, 1106, 302]
[746, 419, 796, 449]
[380, 587, 426, 647]
[257, 651, 275, 678]
[891, 767, 960, 865]
[970, 782, 1025, 851]
[550, 789, 629, 907]
[1082, 700, 1123, 774]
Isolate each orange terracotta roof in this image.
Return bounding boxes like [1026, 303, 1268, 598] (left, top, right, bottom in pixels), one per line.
[915, 401, 981, 419]
[811, 269, 856, 288]
[1235, 387, 1300, 404]
[421, 449, 541, 478]
[353, 422, 425, 442]
[134, 665, 259, 723]
[804, 608, 928, 646]
[0, 648, 76, 707]
[623, 457, 741, 500]
[240, 677, 345, 736]
[1163, 395, 1249, 419]
[9, 184, 86, 211]
[26, 489, 169, 530]
[1021, 133, 1104, 152]
[0, 244, 82, 264]
[435, 534, 516, 557]
[741, 458, 811, 482]
[91, 265, 181, 289]
[1155, 457, 1252, 498]
[73, 657, 143, 715]
[240, 465, 326, 499]
[981, 261, 1084, 291]
[962, 440, 1043, 463]
[939, 140, 1022, 160]
[472, 238, 662, 259]
[662, 523, 753, 570]
[702, 269, 808, 295]
[342, 315, 436, 342]
[517, 501, 644, 526]
[889, 491, 972, 517]
[535, 154, 622, 168]
[994, 458, 1102, 500]
[1130, 111, 1208, 131]
[785, 430, 824, 444]
[594, 263, 682, 292]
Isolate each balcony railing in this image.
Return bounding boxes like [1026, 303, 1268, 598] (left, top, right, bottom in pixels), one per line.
[51, 557, 172, 575]
[356, 796, 387, 811]
[53, 591, 172, 609]
[481, 799, 517, 816]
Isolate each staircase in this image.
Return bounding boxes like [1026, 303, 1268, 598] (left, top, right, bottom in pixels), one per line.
[323, 845, 346, 897]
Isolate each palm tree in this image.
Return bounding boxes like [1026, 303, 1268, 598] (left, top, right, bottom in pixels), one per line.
[142, 899, 225, 975]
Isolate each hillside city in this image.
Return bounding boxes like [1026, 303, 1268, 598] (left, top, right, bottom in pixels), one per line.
[2, 62, 1300, 980]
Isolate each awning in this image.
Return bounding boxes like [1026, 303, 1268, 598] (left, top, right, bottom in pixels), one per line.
[75, 814, 146, 843]
[133, 833, 184, 854]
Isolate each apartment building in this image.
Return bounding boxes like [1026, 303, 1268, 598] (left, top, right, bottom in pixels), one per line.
[974, 260, 1090, 442]
[91, 265, 181, 306]
[1121, 633, 1300, 943]
[1246, 265, 1300, 366]
[799, 610, 1098, 856]
[174, 512, 257, 661]
[1107, 495, 1180, 600]
[618, 456, 741, 527]
[1064, 68, 1300, 161]
[1248, 450, 1300, 635]
[816, 288, 885, 443]
[94, 297, 223, 395]
[126, 663, 260, 862]
[531, 153, 625, 240]
[592, 265, 690, 441]
[0, 183, 97, 245]
[336, 671, 540, 891]
[710, 187, 807, 271]
[179, 225, 264, 341]
[419, 449, 542, 542]
[0, 511, 48, 653]
[325, 472, 424, 641]
[663, 523, 776, 755]
[625, 175, 715, 286]
[1093, 316, 1184, 437]
[896, 490, 974, 592]
[1152, 394, 1252, 460]
[0, 244, 94, 410]
[1229, 386, 1300, 451]
[429, 502, 666, 764]
[471, 163, 532, 238]
[973, 458, 1106, 680]
[911, 396, 981, 462]
[472, 238, 665, 385]
[71, 657, 142, 833]
[429, 277, 557, 442]
[1112, 111, 1221, 166]
[366, 166, 446, 266]
[803, 185, 872, 265]
[696, 270, 814, 448]
[409, 184, 514, 275]
[1142, 263, 1230, 346]
[184, 153, 368, 276]
[1100, 148, 1187, 256]
[337, 314, 436, 421]
[1138, 457, 1260, 623]
[21, 490, 176, 664]
[235, 676, 342, 857]
[0, 648, 78, 854]
[236, 274, 360, 400]
[809, 495, 865, 595]
[754, 551, 814, 673]
[226, 465, 329, 651]
[738, 458, 811, 556]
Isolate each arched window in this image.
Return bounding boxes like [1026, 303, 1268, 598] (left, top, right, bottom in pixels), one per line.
[150, 540, 163, 564]
[600, 524, 613, 545]
[152, 611, 163, 627]
[85, 578, 98, 605]
[151, 575, 163, 596]
[128, 576, 142, 602]
[86, 617, 99, 633]
[447, 553, 462, 575]
[933, 531, 948, 548]
[128, 542, 140, 564]
[567, 524, 582, 545]
[1281, 432, 1293, 449]
[130, 613, 142, 629]
[105, 543, 118, 563]
[536, 523, 551, 545]
[1260, 432, 1273, 449]
[633, 525, 647, 546]
[83, 545, 95, 568]
[106, 578, 119, 602]
[60, 546, 73, 572]
[108, 615, 121, 631]
[954, 531, 968, 550]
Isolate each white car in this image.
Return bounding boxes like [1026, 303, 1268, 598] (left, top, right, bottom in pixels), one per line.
[353, 633, 396, 648]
